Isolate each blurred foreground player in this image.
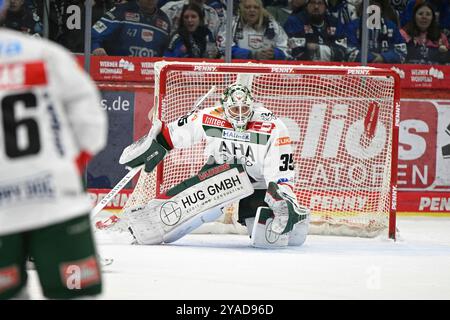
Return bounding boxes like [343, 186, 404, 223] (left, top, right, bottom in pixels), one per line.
[120, 81, 310, 248]
[0, 0, 108, 299]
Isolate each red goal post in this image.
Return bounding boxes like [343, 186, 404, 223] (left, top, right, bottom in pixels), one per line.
[122, 61, 400, 239]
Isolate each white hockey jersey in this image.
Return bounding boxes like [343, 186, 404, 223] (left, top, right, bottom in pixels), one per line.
[0, 29, 108, 235]
[162, 104, 296, 190]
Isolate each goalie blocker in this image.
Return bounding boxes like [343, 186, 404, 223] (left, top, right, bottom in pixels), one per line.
[119, 119, 168, 173]
[123, 162, 254, 245]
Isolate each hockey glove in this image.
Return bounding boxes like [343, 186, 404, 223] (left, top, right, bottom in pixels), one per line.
[119, 119, 168, 172]
[264, 182, 310, 234]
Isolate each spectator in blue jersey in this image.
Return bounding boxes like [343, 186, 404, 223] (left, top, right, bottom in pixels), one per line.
[341, 0, 407, 63]
[0, 0, 42, 36]
[91, 0, 171, 57]
[400, 1, 449, 64]
[283, 0, 346, 61]
[164, 2, 218, 58]
[217, 0, 290, 60]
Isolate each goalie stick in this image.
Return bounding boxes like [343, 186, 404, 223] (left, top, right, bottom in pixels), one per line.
[91, 164, 143, 218]
[92, 86, 217, 228]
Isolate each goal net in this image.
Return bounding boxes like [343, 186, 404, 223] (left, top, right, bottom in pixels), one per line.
[119, 61, 399, 239]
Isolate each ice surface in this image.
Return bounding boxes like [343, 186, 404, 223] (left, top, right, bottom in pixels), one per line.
[27, 216, 450, 300]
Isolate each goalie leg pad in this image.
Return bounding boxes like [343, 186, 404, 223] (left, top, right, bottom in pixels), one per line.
[288, 215, 310, 247]
[126, 163, 254, 245]
[163, 207, 223, 243]
[124, 205, 165, 245]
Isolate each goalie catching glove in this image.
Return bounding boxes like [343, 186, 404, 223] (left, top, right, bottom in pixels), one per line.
[119, 119, 168, 172]
[264, 182, 310, 234]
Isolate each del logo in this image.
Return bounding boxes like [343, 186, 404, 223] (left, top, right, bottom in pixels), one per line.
[141, 29, 154, 42]
[248, 121, 274, 133]
[222, 130, 251, 142]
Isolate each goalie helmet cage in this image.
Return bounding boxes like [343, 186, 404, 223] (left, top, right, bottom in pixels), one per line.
[122, 61, 400, 240]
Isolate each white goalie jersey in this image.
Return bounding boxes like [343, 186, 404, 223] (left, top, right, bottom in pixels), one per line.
[0, 29, 108, 235]
[161, 103, 296, 191]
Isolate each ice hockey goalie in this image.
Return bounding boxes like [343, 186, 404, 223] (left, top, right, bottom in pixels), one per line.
[119, 83, 310, 248]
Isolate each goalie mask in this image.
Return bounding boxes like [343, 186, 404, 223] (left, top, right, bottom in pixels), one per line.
[221, 84, 254, 132]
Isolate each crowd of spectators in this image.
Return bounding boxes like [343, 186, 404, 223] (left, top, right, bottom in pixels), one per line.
[0, 0, 449, 64]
